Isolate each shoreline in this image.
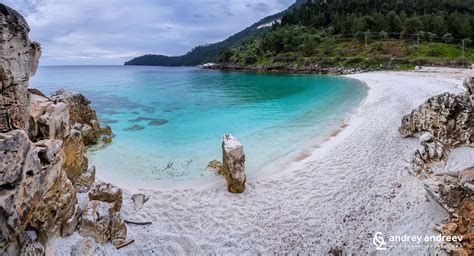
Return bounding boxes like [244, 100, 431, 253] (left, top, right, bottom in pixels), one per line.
[203, 62, 371, 75]
[51, 67, 474, 254]
[90, 76, 369, 191]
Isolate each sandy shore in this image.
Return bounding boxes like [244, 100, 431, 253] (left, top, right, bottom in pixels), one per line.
[50, 68, 474, 255]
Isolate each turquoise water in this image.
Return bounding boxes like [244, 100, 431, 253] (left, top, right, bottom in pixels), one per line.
[31, 66, 366, 186]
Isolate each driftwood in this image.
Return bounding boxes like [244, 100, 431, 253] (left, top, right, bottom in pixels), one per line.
[124, 219, 153, 225]
[115, 239, 135, 249]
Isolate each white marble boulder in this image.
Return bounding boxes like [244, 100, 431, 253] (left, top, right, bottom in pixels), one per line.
[222, 134, 246, 193]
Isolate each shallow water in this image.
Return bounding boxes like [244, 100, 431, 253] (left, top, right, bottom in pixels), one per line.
[31, 66, 366, 186]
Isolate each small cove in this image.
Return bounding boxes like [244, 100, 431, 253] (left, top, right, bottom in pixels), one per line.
[31, 65, 367, 187]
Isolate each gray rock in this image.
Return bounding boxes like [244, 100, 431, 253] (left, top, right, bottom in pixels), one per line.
[131, 193, 149, 211]
[222, 134, 246, 193]
[71, 238, 97, 256]
[89, 182, 123, 213]
[75, 166, 96, 193]
[399, 92, 473, 147]
[123, 124, 145, 131]
[0, 4, 41, 133]
[78, 200, 127, 244]
[464, 76, 474, 96]
[458, 167, 474, 194]
[204, 160, 223, 176]
[148, 119, 168, 126]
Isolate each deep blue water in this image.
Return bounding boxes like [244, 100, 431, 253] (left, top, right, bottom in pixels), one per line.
[30, 66, 366, 186]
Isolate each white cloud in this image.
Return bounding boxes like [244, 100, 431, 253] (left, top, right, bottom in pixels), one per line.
[1, 0, 294, 65]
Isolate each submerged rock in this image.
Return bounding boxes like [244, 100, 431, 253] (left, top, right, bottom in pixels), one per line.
[129, 116, 168, 126]
[124, 124, 145, 131]
[99, 118, 119, 124]
[204, 160, 223, 175]
[222, 134, 246, 193]
[148, 119, 168, 126]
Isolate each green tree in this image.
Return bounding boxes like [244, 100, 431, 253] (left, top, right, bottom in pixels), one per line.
[443, 33, 454, 43]
[218, 48, 234, 63]
[432, 15, 447, 36]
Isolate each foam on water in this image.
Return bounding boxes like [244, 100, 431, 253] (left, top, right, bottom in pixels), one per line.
[31, 66, 366, 187]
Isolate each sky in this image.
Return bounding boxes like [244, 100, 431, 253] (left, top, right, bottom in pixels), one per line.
[2, 0, 295, 66]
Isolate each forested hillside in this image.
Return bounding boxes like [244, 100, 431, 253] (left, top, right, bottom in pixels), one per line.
[124, 0, 306, 66]
[220, 0, 474, 70]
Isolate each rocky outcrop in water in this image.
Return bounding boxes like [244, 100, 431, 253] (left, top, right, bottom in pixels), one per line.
[222, 134, 246, 193]
[400, 75, 474, 254]
[50, 89, 102, 145]
[0, 4, 123, 254]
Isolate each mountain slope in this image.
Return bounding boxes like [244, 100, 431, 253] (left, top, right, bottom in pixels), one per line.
[220, 0, 474, 70]
[124, 0, 306, 66]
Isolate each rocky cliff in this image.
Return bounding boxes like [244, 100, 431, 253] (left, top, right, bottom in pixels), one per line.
[400, 76, 474, 254]
[0, 4, 121, 255]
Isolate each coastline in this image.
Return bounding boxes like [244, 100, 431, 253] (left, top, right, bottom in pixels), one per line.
[50, 67, 474, 254]
[203, 62, 372, 75]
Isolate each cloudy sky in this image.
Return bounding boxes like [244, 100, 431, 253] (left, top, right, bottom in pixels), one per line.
[2, 0, 294, 65]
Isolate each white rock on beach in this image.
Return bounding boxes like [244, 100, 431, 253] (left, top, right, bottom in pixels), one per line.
[222, 134, 246, 193]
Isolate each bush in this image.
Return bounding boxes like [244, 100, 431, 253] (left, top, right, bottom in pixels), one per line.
[427, 48, 442, 57]
[244, 55, 257, 64]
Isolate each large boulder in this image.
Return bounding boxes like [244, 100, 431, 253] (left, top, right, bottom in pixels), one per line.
[0, 4, 41, 133]
[89, 182, 123, 213]
[50, 89, 101, 145]
[0, 130, 78, 252]
[409, 132, 449, 176]
[399, 92, 473, 147]
[28, 91, 71, 141]
[62, 128, 88, 182]
[75, 166, 96, 193]
[424, 167, 474, 253]
[80, 182, 127, 244]
[222, 134, 246, 193]
[464, 76, 474, 96]
[78, 200, 127, 244]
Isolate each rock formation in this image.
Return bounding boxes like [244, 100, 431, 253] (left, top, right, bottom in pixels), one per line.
[204, 160, 223, 176]
[0, 4, 41, 133]
[79, 183, 127, 244]
[409, 132, 449, 177]
[399, 80, 474, 147]
[0, 4, 123, 254]
[400, 75, 474, 254]
[424, 167, 474, 253]
[222, 134, 246, 193]
[50, 89, 103, 145]
[131, 193, 149, 211]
